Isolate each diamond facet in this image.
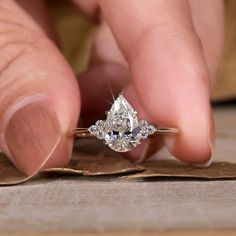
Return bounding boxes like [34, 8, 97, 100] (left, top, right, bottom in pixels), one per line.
[88, 95, 156, 152]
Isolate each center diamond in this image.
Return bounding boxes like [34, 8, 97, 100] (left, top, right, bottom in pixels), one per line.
[88, 95, 156, 152]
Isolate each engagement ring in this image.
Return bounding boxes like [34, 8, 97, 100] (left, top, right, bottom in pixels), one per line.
[74, 95, 179, 152]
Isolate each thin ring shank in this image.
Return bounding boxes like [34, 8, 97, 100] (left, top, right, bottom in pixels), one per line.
[156, 127, 179, 134]
[73, 127, 179, 138]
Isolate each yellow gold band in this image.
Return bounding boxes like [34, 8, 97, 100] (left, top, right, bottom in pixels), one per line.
[73, 127, 179, 138]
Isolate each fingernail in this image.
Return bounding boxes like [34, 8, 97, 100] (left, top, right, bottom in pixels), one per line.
[133, 138, 162, 163]
[4, 101, 62, 175]
[193, 144, 213, 167]
[133, 142, 151, 164]
[136, 142, 155, 163]
[194, 119, 215, 167]
[126, 140, 149, 163]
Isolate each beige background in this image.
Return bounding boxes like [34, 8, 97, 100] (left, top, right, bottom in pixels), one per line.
[51, 0, 236, 102]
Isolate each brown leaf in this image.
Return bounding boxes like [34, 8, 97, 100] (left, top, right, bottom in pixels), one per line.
[0, 150, 144, 186]
[44, 151, 145, 176]
[1, 150, 236, 186]
[0, 153, 33, 186]
[125, 160, 236, 180]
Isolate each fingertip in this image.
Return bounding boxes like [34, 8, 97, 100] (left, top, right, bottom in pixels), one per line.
[0, 84, 79, 175]
[2, 99, 73, 176]
[165, 118, 214, 165]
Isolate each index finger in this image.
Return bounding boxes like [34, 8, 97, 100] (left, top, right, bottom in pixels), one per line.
[99, 0, 214, 164]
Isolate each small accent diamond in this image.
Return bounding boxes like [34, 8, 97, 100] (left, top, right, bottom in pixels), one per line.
[139, 120, 157, 139]
[88, 120, 106, 139]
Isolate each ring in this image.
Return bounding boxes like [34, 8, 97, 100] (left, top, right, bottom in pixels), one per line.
[74, 95, 179, 152]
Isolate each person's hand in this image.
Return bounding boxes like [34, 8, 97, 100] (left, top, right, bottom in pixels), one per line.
[0, 0, 224, 175]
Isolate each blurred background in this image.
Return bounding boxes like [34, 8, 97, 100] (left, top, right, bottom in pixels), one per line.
[50, 0, 236, 103]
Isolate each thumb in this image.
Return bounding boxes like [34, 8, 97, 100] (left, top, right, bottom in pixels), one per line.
[0, 1, 80, 175]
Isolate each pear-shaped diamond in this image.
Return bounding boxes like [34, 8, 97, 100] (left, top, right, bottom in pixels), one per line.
[104, 95, 140, 152]
[88, 95, 156, 152]
[106, 95, 139, 132]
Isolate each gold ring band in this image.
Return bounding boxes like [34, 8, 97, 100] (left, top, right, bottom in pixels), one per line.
[73, 127, 179, 138]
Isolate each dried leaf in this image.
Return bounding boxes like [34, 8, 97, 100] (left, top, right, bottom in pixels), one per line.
[0, 153, 33, 186]
[1, 150, 236, 186]
[0, 150, 144, 186]
[125, 160, 236, 179]
[44, 151, 145, 176]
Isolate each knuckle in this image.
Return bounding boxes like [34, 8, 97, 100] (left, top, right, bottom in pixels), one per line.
[0, 1, 52, 121]
[0, 1, 45, 50]
[0, 36, 43, 118]
[0, 7, 47, 79]
[0, 30, 47, 106]
[0, 21, 43, 52]
[129, 21, 200, 63]
[0, 1, 35, 35]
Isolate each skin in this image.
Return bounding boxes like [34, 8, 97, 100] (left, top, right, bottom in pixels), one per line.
[0, 0, 224, 175]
